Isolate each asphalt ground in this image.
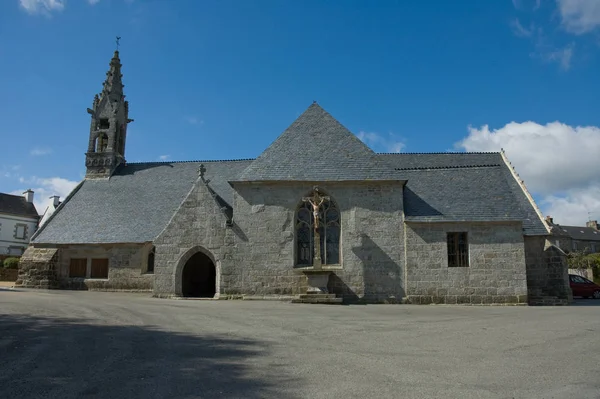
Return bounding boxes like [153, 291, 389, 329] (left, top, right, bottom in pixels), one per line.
[1, 288, 599, 399]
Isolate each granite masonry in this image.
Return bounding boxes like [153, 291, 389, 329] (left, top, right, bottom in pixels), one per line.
[21, 50, 572, 305]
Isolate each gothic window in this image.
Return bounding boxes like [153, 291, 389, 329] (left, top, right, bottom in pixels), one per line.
[147, 247, 155, 274]
[447, 232, 469, 267]
[296, 195, 340, 266]
[96, 133, 108, 152]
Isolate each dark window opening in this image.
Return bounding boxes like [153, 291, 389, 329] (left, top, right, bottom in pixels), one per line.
[182, 252, 216, 298]
[90, 258, 109, 279]
[296, 195, 340, 266]
[447, 232, 469, 267]
[69, 258, 87, 278]
[98, 119, 110, 129]
[147, 247, 155, 274]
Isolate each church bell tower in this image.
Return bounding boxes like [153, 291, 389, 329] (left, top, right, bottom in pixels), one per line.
[85, 48, 133, 179]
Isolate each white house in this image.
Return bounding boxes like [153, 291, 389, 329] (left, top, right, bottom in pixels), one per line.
[0, 190, 40, 256]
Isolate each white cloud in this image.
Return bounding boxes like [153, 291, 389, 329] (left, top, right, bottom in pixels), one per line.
[158, 155, 170, 161]
[557, 0, 600, 34]
[536, 43, 574, 70]
[542, 187, 600, 226]
[510, 18, 535, 37]
[19, 0, 65, 15]
[30, 147, 52, 156]
[456, 121, 600, 225]
[512, 0, 541, 11]
[12, 176, 79, 216]
[185, 116, 204, 126]
[357, 131, 405, 153]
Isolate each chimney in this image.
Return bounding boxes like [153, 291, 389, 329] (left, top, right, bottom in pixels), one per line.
[545, 215, 554, 225]
[586, 220, 599, 231]
[50, 195, 60, 207]
[23, 189, 34, 203]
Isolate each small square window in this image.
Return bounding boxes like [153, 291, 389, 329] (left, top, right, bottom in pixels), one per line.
[447, 232, 469, 267]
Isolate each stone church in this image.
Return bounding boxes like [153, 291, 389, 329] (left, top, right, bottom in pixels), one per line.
[18, 50, 571, 305]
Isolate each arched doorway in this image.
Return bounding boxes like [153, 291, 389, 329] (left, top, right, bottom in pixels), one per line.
[181, 252, 216, 298]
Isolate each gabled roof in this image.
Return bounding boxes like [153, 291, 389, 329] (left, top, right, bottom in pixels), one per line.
[236, 103, 397, 182]
[0, 193, 39, 219]
[382, 152, 548, 235]
[32, 160, 251, 244]
[554, 225, 600, 242]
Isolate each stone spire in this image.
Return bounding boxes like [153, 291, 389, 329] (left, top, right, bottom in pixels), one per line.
[85, 48, 133, 179]
[101, 51, 124, 104]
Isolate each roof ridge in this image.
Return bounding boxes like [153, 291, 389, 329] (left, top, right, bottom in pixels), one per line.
[126, 158, 255, 165]
[378, 151, 501, 155]
[395, 164, 502, 171]
[0, 192, 27, 198]
[30, 179, 85, 242]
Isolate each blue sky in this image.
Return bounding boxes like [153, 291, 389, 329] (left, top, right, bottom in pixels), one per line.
[1, 0, 599, 224]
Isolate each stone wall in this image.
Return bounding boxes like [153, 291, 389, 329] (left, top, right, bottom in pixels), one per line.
[405, 222, 528, 304]
[154, 180, 405, 302]
[55, 243, 153, 291]
[16, 247, 60, 289]
[524, 237, 571, 305]
[154, 179, 231, 297]
[230, 182, 405, 302]
[0, 268, 18, 281]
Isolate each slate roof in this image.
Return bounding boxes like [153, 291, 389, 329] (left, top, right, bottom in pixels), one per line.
[32, 160, 251, 244]
[0, 193, 39, 219]
[33, 104, 549, 243]
[236, 103, 397, 182]
[382, 153, 548, 235]
[554, 225, 600, 242]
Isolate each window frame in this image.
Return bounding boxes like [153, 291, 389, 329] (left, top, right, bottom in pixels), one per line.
[447, 232, 469, 268]
[14, 223, 27, 240]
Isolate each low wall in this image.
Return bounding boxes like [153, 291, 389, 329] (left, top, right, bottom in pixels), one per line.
[0, 268, 18, 281]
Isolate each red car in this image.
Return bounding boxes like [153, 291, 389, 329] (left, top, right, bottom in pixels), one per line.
[569, 274, 600, 299]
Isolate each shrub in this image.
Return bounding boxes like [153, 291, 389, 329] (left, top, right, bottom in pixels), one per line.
[3, 257, 20, 269]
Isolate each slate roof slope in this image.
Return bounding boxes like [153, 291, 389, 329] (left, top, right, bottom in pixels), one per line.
[381, 153, 548, 235]
[0, 193, 39, 218]
[236, 103, 397, 182]
[555, 225, 600, 241]
[32, 160, 252, 244]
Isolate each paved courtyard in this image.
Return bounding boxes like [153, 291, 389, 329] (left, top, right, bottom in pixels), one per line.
[0, 289, 598, 399]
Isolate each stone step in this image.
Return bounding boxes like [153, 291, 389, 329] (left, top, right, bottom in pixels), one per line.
[528, 295, 569, 306]
[291, 297, 344, 304]
[298, 294, 337, 300]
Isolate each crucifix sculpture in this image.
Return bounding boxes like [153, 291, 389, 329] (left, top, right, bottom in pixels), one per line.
[302, 186, 330, 269]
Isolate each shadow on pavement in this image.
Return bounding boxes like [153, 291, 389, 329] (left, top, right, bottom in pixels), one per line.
[0, 314, 299, 398]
